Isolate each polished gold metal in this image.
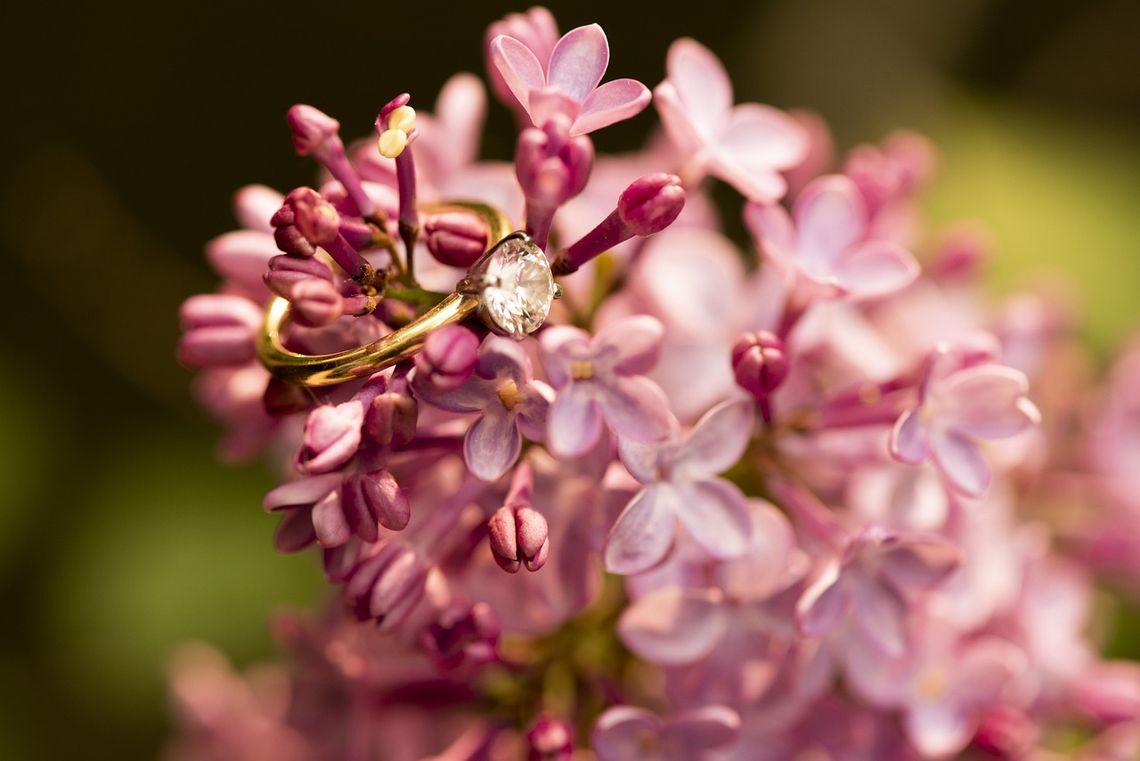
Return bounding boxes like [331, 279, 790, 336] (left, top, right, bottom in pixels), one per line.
[259, 201, 512, 388]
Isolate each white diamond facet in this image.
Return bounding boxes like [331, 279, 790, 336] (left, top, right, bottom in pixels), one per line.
[474, 234, 554, 337]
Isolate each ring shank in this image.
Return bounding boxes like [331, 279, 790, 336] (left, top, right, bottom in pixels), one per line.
[258, 201, 512, 388]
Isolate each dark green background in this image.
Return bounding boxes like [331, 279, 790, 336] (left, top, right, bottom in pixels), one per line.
[1, 0, 1137, 757]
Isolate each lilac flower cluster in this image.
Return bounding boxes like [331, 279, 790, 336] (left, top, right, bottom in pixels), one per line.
[173, 8, 1140, 760]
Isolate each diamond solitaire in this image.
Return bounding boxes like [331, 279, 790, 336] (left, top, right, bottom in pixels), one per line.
[461, 232, 556, 338]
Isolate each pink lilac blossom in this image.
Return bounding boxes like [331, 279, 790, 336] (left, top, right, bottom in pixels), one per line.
[171, 7, 1140, 761]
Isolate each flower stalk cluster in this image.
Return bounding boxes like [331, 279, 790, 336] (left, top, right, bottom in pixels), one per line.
[173, 8, 1140, 760]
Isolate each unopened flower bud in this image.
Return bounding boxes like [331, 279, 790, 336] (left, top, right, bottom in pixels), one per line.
[286, 104, 341, 159]
[527, 714, 574, 761]
[972, 705, 1039, 760]
[272, 223, 316, 258]
[414, 325, 480, 392]
[424, 212, 488, 268]
[731, 331, 789, 397]
[617, 173, 685, 236]
[423, 602, 500, 672]
[264, 254, 334, 298]
[297, 401, 364, 475]
[365, 378, 418, 447]
[290, 278, 343, 328]
[343, 469, 410, 531]
[285, 187, 340, 247]
[515, 124, 594, 208]
[343, 541, 429, 630]
[488, 504, 549, 573]
[177, 294, 262, 368]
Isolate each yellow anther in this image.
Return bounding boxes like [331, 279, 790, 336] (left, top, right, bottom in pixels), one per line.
[916, 668, 948, 700]
[571, 360, 594, 380]
[387, 105, 417, 133]
[497, 380, 524, 410]
[377, 129, 408, 159]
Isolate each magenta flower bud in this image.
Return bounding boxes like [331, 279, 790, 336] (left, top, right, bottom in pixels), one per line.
[285, 187, 340, 247]
[286, 104, 340, 158]
[972, 705, 1039, 760]
[488, 504, 549, 573]
[264, 254, 334, 298]
[342, 541, 429, 630]
[343, 469, 410, 531]
[527, 714, 574, 761]
[290, 278, 343, 328]
[731, 331, 789, 397]
[177, 294, 262, 368]
[422, 602, 501, 672]
[272, 223, 315, 258]
[365, 380, 418, 448]
[296, 400, 364, 475]
[617, 173, 685, 236]
[414, 325, 480, 392]
[423, 211, 488, 268]
[515, 122, 594, 247]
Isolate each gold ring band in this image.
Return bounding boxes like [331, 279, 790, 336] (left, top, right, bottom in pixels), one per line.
[258, 201, 514, 388]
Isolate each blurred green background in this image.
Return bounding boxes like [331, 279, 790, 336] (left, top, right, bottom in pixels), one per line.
[0, 0, 1137, 757]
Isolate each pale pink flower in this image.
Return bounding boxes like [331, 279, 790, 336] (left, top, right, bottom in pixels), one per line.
[592, 705, 741, 761]
[654, 38, 807, 202]
[489, 23, 650, 136]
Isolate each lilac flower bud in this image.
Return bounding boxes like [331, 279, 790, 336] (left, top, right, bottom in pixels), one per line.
[422, 602, 500, 672]
[365, 386, 418, 447]
[414, 325, 480, 392]
[272, 223, 315, 258]
[342, 541, 429, 630]
[263, 254, 334, 298]
[296, 401, 364, 475]
[515, 124, 594, 208]
[488, 464, 549, 573]
[731, 331, 789, 397]
[423, 211, 488, 268]
[286, 105, 340, 158]
[343, 469, 410, 531]
[972, 705, 1039, 760]
[617, 173, 685, 236]
[557, 174, 685, 273]
[290, 278, 343, 328]
[285, 187, 340, 247]
[177, 294, 262, 368]
[527, 714, 574, 761]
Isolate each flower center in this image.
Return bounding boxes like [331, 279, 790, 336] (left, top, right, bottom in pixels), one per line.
[917, 667, 948, 700]
[497, 380, 524, 410]
[571, 360, 594, 380]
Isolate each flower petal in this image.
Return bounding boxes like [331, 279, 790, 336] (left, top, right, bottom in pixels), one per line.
[547, 24, 609, 103]
[889, 409, 930, 464]
[678, 398, 755, 478]
[653, 81, 705, 157]
[263, 473, 343, 511]
[932, 428, 991, 496]
[464, 409, 521, 481]
[592, 706, 661, 761]
[877, 535, 960, 591]
[673, 478, 752, 559]
[594, 314, 665, 375]
[939, 364, 1039, 440]
[312, 490, 351, 548]
[744, 201, 797, 262]
[539, 324, 593, 388]
[715, 103, 807, 171]
[833, 240, 920, 299]
[604, 484, 679, 574]
[548, 386, 605, 457]
[796, 560, 849, 637]
[205, 230, 278, 293]
[600, 375, 675, 443]
[572, 78, 650, 136]
[233, 185, 283, 233]
[617, 436, 664, 484]
[618, 587, 728, 665]
[707, 153, 788, 204]
[665, 38, 733, 139]
[851, 575, 909, 657]
[489, 35, 546, 119]
[905, 702, 974, 759]
[794, 175, 867, 272]
[273, 508, 318, 553]
[660, 706, 741, 754]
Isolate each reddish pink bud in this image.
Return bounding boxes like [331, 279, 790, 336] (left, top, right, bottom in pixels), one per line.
[488, 505, 549, 573]
[284, 187, 340, 247]
[177, 294, 262, 368]
[617, 173, 685, 236]
[527, 714, 573, 761]
[414, 325, 480, 392]
[731, 331, 789, 397]
[286, 104, 341, 159]
[972, 705, 1039, 760]
[296, 401, 364, 475]
[424, 212, 489, 268]
[343, 541, 429, 630]
[343, 470, 409, 532]
[365, 381, 418, 448]
[290, 278, 343, 328]
[264, 254, 334, 298]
